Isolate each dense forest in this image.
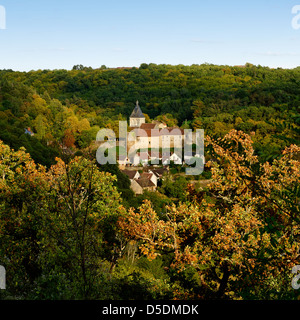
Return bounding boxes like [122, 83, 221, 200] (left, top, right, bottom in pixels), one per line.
[1, 63, 299, 163]
[0, 63, 299, 300]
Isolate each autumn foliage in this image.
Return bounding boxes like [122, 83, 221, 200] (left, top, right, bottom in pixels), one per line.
[118, 130, 300, 299]
[0, 129, 299, 299]
[0, 141, 125, 298]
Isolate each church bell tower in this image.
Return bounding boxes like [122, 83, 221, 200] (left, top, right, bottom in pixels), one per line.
[129, 101, 145, 128]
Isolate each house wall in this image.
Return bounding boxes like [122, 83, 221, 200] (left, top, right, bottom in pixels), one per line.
[145, 186, 156, 192]
[130, 180, 143, 195]
[160, 134, 183, 149]
[149, 173, 158, 186]
[128, 134, 183, 152]
[130, 117, 145, 128]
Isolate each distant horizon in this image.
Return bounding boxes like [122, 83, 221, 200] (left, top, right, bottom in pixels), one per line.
[2, 62, 300, 73]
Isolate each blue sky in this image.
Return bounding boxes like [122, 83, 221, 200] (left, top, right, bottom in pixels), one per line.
[0, 0, 300, 71]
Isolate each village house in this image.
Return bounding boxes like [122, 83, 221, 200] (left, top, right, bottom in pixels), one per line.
[149, 167, 169, 180]
[162, 151, 182, 165]
[24, 127, 34, 136]
[131, 177, 157, 195]
[124, 101, 186, 167]
[122, 168, 160, 195]
[121, 169, 140, 181]
[130, 173, 157, 195]
[139, 172, 158, 187]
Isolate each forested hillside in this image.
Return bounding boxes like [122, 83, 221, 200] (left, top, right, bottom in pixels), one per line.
[0, 131, 299, 300]
[0, 63, 299, 165]
[0, 63, 300, 300]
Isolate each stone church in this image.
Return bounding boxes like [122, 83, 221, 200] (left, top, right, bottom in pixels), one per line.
[127, 101, 184, 153]
[129, 100, 146, 128]
[117, 101, 203, 172]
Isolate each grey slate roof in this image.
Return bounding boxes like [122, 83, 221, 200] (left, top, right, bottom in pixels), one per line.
[130, 101, 145, 118]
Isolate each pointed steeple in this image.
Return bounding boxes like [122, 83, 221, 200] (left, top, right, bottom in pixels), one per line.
[130, 100, 145, 119]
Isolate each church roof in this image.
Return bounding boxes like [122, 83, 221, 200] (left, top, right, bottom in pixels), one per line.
[130, 101, 145, 119]
[140, 123, 157, 130]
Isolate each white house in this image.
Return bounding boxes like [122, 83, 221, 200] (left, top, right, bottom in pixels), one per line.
[162, 152, 182, 165]
[128, 152, 151, 166]
[140, 172, 158, 187]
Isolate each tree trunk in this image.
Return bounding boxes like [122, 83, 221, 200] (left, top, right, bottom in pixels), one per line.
[217, 264, 230, 299]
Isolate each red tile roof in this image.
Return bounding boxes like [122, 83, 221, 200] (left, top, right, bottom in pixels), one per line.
[129, 127, 184, 137]
[140, 123, 157, 130]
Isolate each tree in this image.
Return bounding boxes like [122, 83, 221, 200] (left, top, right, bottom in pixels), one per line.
[180, 120, 191, 129]
[78, 118, 91, 132]
[63, 129, 76, 148]
[160, 175, 188, 202]
[143, 113, 151, 123]
[0, 141, 48, 296]
[155, 114, 178, 127]
[34, 114, 48, 139]
[72, 65, 85, 71]
[40, 156, 126, 298]
[27, 94, 49, 118]
[77, 126, 100, 149]
[191, 100, 206, 118]
[119, 130, 300, 299]
[192, 117, 203, 130]
[0, 141, 126, 299]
